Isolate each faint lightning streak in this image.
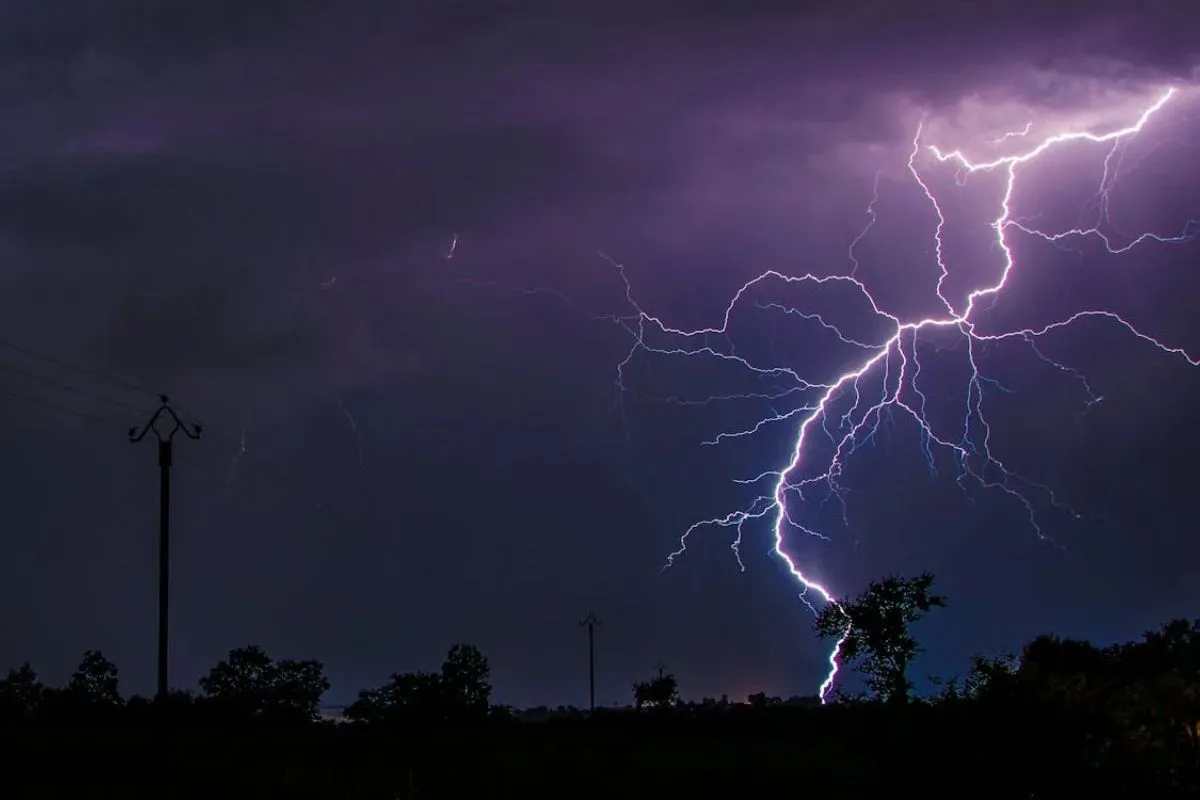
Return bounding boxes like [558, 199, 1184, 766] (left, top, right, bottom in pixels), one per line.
[611, 85, 1197, 703]
[224, 406, 253, 489]
[337, 395, 366, 471]
[847, 170, 882, 276]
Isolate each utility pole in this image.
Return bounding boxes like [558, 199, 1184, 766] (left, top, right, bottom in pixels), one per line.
[654, 661, 668, 680]
[129, 395, 201, 708]
[579, 612, 602, 712]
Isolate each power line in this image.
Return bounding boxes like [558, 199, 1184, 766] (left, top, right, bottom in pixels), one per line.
[0, 385, 132, 430]
[0, 334, 153, 397]
[0, 360, 152, 416]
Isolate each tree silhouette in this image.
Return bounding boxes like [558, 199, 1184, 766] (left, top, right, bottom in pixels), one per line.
[633, 672, 678, 709]
[1014, 634, 1121, 718]
[270, 657, 330, 720]
[199, 645, 329, 721]
[815, 572, 946, 704]
[67, 650, 122, 707]
[200, 645, 274, 715]
[1105, 619, 1200, 756]
[0, 663, 43, 721]
[963, 652, 1018, 699]
[747, 691, 781, 709]
[441, 642, 491, 715]
[346, 671, 446, 725]
[346, 643, 493, 725]
[1, 616, 1198, 793]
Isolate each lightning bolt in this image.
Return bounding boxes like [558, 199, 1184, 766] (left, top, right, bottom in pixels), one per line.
[604, 85, 1198, 702]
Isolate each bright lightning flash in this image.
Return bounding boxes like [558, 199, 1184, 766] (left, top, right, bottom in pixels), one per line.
[607, 86, 1198, 702]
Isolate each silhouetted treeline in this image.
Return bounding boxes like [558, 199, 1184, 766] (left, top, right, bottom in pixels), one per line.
[2, 575, 1198, 798]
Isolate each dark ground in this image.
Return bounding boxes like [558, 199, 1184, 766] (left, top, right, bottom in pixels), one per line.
[4, 703, 1192, 799]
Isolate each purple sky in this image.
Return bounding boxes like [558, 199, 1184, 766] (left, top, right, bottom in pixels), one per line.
[0, 1, 1197, 708]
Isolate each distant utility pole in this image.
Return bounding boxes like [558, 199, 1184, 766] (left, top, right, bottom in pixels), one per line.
[580, 612, 602, 711]
[654, 661, 668, 680]
[129, 395, 201, 707]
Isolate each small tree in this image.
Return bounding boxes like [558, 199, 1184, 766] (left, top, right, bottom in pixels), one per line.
[747, 691, 781, 709]
[815, 572, 946, 704]
[67, 650, 122, 706]
[200, 645, 274, 716]
[633, 672, 678, 709]
[441, 643, 491, 715]
[0, 664, 43, 721]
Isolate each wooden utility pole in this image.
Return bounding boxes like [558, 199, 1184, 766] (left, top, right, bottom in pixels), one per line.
[129, 395, 201, 708]
[580, 612, 602, 711]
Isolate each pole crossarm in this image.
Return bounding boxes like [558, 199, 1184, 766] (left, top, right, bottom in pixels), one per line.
[128, 394, 202, 445]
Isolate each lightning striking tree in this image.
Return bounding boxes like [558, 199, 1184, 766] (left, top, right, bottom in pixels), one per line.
[815, 573, 946, 704]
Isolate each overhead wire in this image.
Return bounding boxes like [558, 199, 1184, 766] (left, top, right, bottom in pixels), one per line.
[0, 360, 154, 417]
[0, 333, 153, 396]
[0, 334, 371, 534]
[0, 385, 133, 430]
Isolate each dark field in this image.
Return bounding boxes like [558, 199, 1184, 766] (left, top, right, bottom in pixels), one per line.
[3, 702, 1192, 799]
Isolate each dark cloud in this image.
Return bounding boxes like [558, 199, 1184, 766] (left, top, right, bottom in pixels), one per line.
[0, 1, 331, 65]
[0, 115, 601, 391]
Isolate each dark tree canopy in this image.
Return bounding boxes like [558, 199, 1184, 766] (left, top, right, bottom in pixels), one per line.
[0, 663, 43, 721]
[747, 691, 782, 709]
[963, 652, 1018, 699]
[347, 670, 445, 725]
[2, 617, 1200, 795]
[346, 643, 493, 725]
[973, 620, 1200, 757]
[815, 572, 946, 704]
[200, 645, 274, 699]
[199, 645, 329, 721]
[633, 672, 678, 709]
[441, 642, 492, 713]
[66, 650, 121, 707]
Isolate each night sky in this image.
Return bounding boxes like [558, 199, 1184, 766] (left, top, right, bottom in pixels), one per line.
[0, 1, 1198, 710]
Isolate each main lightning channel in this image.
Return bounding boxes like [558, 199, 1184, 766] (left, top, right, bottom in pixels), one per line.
[608, 86, 1198, 702]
